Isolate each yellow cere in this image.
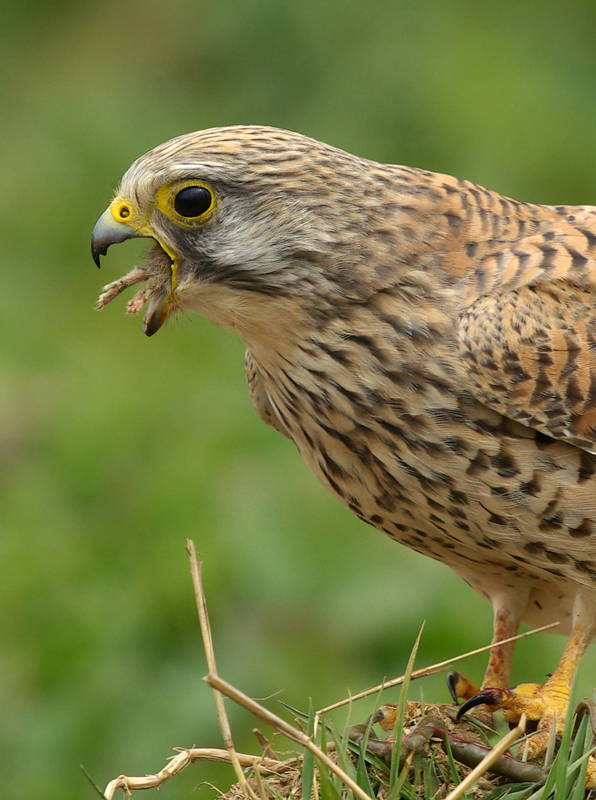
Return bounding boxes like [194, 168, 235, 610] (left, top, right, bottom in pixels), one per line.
[108, 196, 149, 234]
[109, 198, 133, 223]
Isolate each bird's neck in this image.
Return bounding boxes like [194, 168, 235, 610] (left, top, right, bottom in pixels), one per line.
[182, 281, 314, 357]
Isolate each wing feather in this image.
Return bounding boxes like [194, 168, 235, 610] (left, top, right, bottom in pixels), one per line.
[459, 219, 596, 452]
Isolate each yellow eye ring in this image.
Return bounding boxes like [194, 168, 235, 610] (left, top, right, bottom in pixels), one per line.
[155, 182, 216, 226]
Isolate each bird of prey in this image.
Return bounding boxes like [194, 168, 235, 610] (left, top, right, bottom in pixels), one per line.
[92, 125, 596, 778]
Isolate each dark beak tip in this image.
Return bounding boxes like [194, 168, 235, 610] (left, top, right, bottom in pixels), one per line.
[91, 237, 112, 268]
[92, 248, 103, 268]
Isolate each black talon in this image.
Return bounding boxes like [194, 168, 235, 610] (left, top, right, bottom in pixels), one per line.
[456, 689, 503, 721]
[447, 671, 461, 704]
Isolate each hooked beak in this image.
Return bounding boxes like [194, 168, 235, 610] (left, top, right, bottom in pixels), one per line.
[91, 208, 139, 267]
[91, 202, 178, 336]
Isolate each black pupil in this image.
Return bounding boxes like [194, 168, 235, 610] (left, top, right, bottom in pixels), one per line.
[174, 186, 212, 217]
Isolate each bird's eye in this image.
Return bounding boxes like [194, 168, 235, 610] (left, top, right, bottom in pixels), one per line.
[173, 185, 214, 218]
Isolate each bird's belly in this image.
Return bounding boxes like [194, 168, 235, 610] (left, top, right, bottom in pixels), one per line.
[286, 401, 596, 613]
[522, 586, 577, 634]
[451, 561, 581, 636]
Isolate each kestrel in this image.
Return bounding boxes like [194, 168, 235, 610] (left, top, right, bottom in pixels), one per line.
[91, 126, 596, 778]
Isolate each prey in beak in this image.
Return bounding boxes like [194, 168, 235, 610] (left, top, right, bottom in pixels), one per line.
[91, 204, 176, 336]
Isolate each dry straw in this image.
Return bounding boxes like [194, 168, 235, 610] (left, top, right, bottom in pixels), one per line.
[102, 540, 552, 799]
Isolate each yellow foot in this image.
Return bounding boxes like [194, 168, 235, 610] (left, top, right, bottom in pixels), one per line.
[587, 761, 596, 790]
[450, 674, 565, 758]
[448, 597, 596, 786]
[448, 671, 596, 788]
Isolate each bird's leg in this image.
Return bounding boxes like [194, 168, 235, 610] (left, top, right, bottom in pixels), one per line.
[523, 608, 593, 757]
[483, 601, 525, 689]
[456, 594, 595, 764]
[448, 588, 528, 703]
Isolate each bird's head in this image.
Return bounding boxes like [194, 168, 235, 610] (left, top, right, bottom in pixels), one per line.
[92, 125, 384, 342]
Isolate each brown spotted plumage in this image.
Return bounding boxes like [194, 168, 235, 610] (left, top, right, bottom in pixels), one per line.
[92, 126, 596, 777]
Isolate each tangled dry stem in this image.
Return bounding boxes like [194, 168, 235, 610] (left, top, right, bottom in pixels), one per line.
[101, 541, 553, 799]
[103, 748, 293, 798]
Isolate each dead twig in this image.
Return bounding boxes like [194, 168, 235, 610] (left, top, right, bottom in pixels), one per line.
[103, 747, 297, 799]
[187, 539, 258, 800]
[102, 545, 549, 799]
[204, 673, 372, 800]
[253, 728, 279, 760]
[316, 621, 558, 720]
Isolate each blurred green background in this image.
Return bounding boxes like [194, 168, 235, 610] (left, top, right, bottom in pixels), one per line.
[3, 1, 596, 798]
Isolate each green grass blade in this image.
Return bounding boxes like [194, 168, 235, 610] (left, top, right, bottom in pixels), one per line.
[565, 711, 589, 799]
[441, 728, 462, 789]
[279, 700, 310, 723]
[552, 696, 581, 800]
[317, 760, 344, 800]
[317, 722, 343, 800]
[301, 699, 315, 800]
[386, 764, 413, 800]
[353, 701, 380, 798]
[480, 783, 538, 800]
[525, 703, 584, 800]
[328, 716, 357, 783]
[79, 765, 107, 798]
[356, 751, 377, 799]
[423, 749, 441, 800]
[389, 622, 425, 787]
